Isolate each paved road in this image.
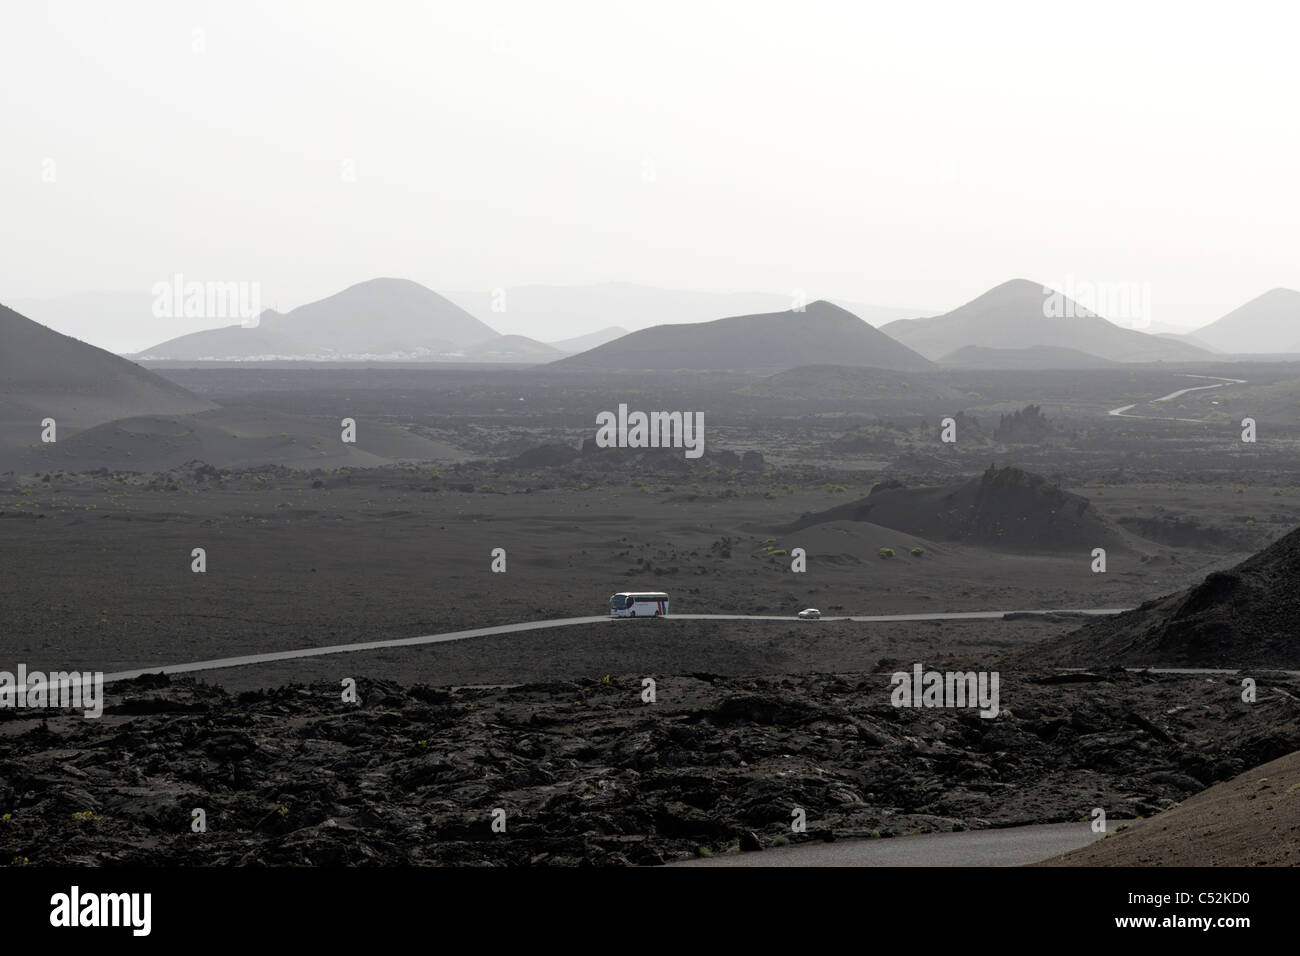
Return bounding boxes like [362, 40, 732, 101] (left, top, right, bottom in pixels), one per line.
[1108, 373, 1246, 422]
[96, 609, 1129, 685]
[669, 822, 1100, 867]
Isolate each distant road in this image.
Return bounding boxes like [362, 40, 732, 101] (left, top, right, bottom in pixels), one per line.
[1108, 373, 1246, 422]
[669, 822, 1100, 867]
[97, 609, 1128, 685]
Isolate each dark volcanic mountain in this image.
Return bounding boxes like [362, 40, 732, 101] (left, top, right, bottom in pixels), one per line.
[135, 278, 500, 361]
[782, 465, 1130, 552]
[1026, 524, 1300, 668]
[1191, 287, 1300, 354]
[550, 300, 934, 372]
[0, 302, 214, 453]
[882, 279, 1212, 364]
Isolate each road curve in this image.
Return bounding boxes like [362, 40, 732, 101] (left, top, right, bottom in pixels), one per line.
[1108, 373, 1246, 422]
[669, 821, 1100, 867]
[96, 609, 1129, 686]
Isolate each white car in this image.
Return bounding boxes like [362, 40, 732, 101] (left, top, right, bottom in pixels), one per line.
[797, 608, 821, 620]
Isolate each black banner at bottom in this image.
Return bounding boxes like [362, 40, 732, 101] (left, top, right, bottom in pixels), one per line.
[0, 864, 1279, 942]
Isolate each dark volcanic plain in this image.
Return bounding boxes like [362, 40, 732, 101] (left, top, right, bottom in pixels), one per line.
[3, 363, 1300, 865]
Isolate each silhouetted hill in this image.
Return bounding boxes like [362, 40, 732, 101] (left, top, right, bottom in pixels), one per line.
[882, 279, 1213, 363]
[1025, 524, 1300, 668]
[1191, 288, 1300, 354]
[782, 465, 1130, 552]
[0, 302, 215, 460]
[551, 301, 934, 372]
[135, 278, 500, 361]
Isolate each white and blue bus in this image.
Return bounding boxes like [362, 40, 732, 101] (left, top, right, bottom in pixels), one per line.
[609, 592, 669, 617]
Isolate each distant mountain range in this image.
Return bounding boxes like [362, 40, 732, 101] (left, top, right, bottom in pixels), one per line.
[881, 279, 1214, 365]
[442, 283, 925, 340]
[550, 300, 935, 372]
[27, 277, 1300, 366]
[125, 281, 926, 363]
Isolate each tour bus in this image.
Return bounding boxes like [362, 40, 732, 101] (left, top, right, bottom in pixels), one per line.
[609, 592, 669, 617]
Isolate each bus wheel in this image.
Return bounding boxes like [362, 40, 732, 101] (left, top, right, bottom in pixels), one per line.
[629, 611, 636, 617]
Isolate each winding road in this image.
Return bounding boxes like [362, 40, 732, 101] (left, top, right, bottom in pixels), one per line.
[1108, 373, 1246, 422]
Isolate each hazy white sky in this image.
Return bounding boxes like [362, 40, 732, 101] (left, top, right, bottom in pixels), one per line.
[3, 0, 1299, 338]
